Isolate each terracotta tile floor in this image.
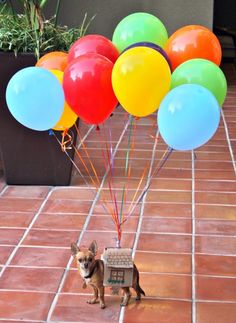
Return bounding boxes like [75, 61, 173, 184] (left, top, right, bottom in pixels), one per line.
[0, 63, 235, 322]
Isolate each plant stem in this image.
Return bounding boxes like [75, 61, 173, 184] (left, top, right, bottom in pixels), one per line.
[8, 0, 16, 20]
[54, 0, 61, 28]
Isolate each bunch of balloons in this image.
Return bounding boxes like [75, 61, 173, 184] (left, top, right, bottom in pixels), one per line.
[111, 13, 226, 151]
[6, 11, 227, 151]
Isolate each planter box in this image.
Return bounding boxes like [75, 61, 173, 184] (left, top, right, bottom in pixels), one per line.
[0, 52, 76, 185]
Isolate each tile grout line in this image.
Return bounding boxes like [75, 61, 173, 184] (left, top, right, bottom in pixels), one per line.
[46, 117, 131, 322]
[191, 150, 196, 323]
[119, 129, 160, 323]
[221, 109, 236, 174]
[0, 186, 55, 278]
[0, 184, 8, 196]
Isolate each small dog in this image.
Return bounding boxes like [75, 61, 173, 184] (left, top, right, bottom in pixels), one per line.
[71, 240, 145, 308]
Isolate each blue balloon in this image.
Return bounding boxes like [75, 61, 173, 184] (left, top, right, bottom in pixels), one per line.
[158, 84, 220, 151]
[6, 67, 64, 131]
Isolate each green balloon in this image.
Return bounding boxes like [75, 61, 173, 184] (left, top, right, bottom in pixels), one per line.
[171, 59, 227, 106]
[112, 12, 168, 53]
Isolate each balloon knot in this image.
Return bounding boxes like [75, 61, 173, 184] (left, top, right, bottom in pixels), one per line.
[49, 130, 54, 136]
[96, 125, 100, 131]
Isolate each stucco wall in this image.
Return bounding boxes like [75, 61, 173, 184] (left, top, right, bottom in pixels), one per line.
[45, 0, 214, 38]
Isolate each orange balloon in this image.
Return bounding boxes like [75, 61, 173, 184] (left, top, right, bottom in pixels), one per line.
[164, 25, 222, 70]
[36, 51, 68, 71]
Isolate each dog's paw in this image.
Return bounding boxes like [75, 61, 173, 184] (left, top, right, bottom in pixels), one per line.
[82, 282, 87, 289]
[87, 299, 98, 304]
[100, 303, 106, 309]
[135, 296, 141, 301]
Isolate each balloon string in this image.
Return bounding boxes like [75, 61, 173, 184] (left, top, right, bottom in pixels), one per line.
[74, 123, 101, 187]
[124, 147, 173, 222]
[127, 126, 159, 215]
[60, 129, 73, 152]
[50, 129, 114, 219]
[119, 116, 134, 227]
[97, 124, 120, 231]
[125, 118, 137, 203]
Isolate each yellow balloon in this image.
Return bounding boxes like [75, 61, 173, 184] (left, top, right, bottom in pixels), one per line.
[50, 69, 78, 131]
[112, 47, 171, 117]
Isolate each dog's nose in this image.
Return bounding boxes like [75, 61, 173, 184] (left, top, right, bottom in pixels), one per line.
[84, 263, 88, 269]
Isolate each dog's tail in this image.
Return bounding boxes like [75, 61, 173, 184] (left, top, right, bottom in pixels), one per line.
[137, 283, 146, 296]
[134, 264, 146, 296]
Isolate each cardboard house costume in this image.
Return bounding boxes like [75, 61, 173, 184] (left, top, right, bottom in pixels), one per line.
[101, 248, 134, 287]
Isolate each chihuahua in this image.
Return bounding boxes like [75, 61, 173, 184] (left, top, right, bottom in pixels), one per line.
[71, 240, 145, 308]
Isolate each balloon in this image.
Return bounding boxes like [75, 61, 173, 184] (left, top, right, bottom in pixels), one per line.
[63, 53, 118, 125]
[112, 12, 168, 53]
[6, 67, 64, 131]
[112, 46, 171, 117]
[68, 34, 119, 64]
[171, 59, 227, 106]
[164, 25, 222, 70]
[158, 84, 220, 151]
[50, 70, 78, 131]
[123, 41, 172, 71]
[36, 51, 68, 71]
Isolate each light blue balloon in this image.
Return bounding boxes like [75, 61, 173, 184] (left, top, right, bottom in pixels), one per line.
[158, 84, 220, 151]
[6, 67, 64, 131]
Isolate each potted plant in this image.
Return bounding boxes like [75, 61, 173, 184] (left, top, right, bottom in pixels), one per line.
[0, 0, 94, 185]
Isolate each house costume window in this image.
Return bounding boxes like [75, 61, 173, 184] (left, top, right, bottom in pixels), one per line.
[109, 269, 125, 283]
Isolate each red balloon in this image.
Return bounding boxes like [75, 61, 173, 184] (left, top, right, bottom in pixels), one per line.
[68, 34, 119, 64]
[63, 53, 118, 125]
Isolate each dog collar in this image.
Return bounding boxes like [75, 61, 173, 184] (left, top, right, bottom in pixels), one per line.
[83, 260, 98, 279]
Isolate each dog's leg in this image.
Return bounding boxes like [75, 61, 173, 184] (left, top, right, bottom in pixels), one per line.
[121, 287, 131, 306]
[98, 286, 106, 309]
[87, 285, 98, 304]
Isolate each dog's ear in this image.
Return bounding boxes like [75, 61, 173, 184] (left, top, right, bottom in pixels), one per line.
[88, 240, 98, 255]
[71, 242, 80, 256]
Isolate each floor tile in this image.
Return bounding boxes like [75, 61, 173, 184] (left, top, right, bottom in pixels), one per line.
[0, 211, 34, 228]
[80, 231, 135, 250]
[33, 213, 86, 230]
[196, 302, 236, 323]
[0, 291, 53, 321]
[196, 276, 236, 301]
[137, 233, 191, 253]
[50, 294, 120, 322]
[195, 254, 236, 276]
[141, 218, 192, 234]
[196, 219, 236, 235]
[0, 198, 43, 212]
[22, 229, 80, 247]
[146, 191, 191, 203]
[143, 203, 192, 218]
[0, 267, 64, 292]
[87, 215, 139, 232]
[42, 199, 92, 214]
[10, 246, 71, 267]
[145, 178, 192, 191]
[196, 235, 236, 255]
[139, 273, 191, 299]
[134, 252, 191, 274]
[196, 192, 236, 204]
[49, 187, 95, 200]
[195, 204, 236, 220]
[195, 180, 236, 192]
[0, 246, 14, 265]
[123, 299, 191, 323]
[2, 186, 51, 199]
[0, 228, 25, 245]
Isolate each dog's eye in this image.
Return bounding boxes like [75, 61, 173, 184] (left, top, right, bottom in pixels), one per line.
[88, 257, 92, 262]
[78, 259, 82, 263]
